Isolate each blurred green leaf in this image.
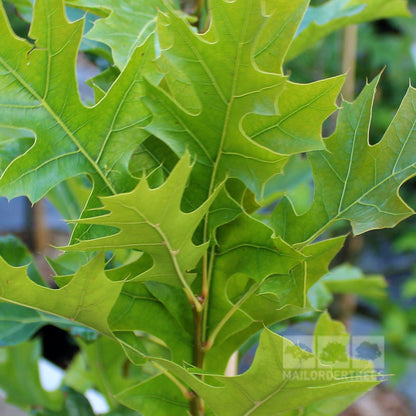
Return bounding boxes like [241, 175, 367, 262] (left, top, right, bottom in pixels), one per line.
[30, 386, 95, 416]
[309, 264, 387, 310]
[0, 234, 31, 266]
[0, 340, 63, 411]
[402, 276, 416, 299]
[288, 0, 410, 60]
[383, 306, 408, 344]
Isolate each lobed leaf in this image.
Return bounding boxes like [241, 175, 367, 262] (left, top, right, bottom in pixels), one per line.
[153, 313, 379, 416]
[273, 77, 416, 245]
[0, 253, 121, 337]
[0, 0, 159, 207]
[66, 0, 174, 69]
[205, 233, 345, 371]
[68, 153, 218, 288]
[0, 0, 405, 414]
[144, 0, 342, 217]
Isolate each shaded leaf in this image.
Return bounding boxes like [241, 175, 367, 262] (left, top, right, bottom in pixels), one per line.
[0, 126, 34, 175]
[205, 234, 345, 371]
[65, 336, 155, 409]
[309, 264, 387, 310]
[46, 177, 92, 223]
[30, 386, 96, 416]
[324, 264, 387, 298]
[206, 214, 305, 349]
[66, 0, 172, 69]
[66, 334, 189, 416]
[109, 283, 194, 364]
[287, 0, 410, 60]
[0, 234, 31, 266]
[115, 374, 189, 416]
[0, 302, 92, 346]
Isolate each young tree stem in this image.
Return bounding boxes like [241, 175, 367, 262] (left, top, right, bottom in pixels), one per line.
[190, 306, 205, 415]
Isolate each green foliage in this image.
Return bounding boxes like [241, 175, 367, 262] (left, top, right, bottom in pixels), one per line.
[150, 313, 379, 416]
[288, 0, 410, 60]
[309, 263, 387, 310]
[0, 0, 413, 415]
[272, 76, 416, 245]
[0, 340, 63, 411]
[65, 0, 181, 69]
[0, 0, 160, 218]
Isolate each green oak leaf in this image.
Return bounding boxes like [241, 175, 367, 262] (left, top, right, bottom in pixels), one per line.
[3, 0, 33, 21]
[0, 0, 159, 206]
[86, 65, 121, 103]
[115, 373, 189, 416]
[287, 0, 410, 60]
[0, 235, 97, 346]
[205, 233, 345, 371]
[69, 329, 190, 416]
[0, 1, 406, 414]
[151, 313, 379, 416]
[296, 312, 380, 416]
[322, 264, 387, 298]
[0, 253, 122, 337]
[242, 76, 344, 156]
[0, 126, 34, 175]
[4, 0, 115, 65]
[144, 0, 342, 211]
[66, 0, 178, 70]
[0, 234, 32, 267]
[46, 177, 92, 223]
[259, 153, 313, 207]
[63, 154, 219, 362]
[206, 214, 305, 348]
[272, 76, 416, 246]
[68, 153, 218, 289]
[108, 282, 194, 364]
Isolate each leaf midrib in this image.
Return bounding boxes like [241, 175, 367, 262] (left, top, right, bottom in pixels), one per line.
[250, 83, 335, 141]
[299, 151, 416, 247]
[337, 100, 367, 213]
[204, 1, 253, 217]
[0, 55, 117, 194]
[115, 202, 196, 296]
